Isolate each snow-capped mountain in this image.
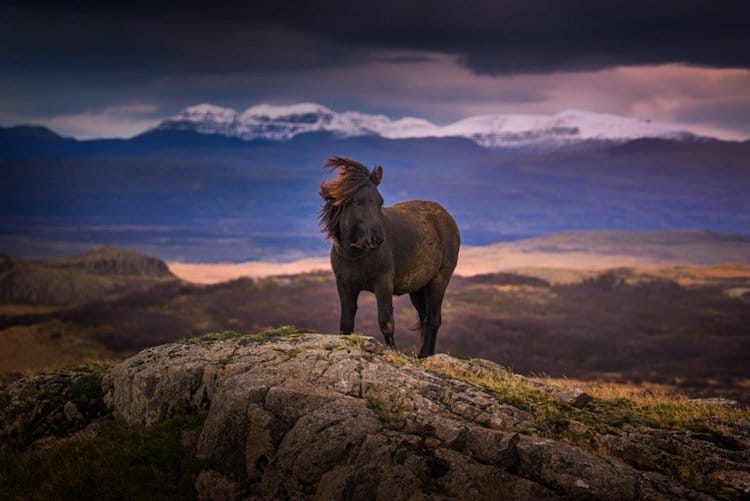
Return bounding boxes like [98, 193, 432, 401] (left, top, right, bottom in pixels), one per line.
[156, 103, 698, 149]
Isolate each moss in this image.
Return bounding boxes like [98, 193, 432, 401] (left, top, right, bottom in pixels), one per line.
[245, 325, 307, 341]
[50, 363, 108, 397]
[182, 330, 243, 344]
[281, 347, 303, 359]
[382, 350, 414, 367]
[182, 325, 308, 345]
[0, 414, 206, 500]
[340, 334, 368, 349]
[365, 396, 406, 430]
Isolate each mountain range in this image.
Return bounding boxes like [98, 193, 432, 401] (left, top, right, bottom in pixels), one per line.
[0, 104, 749, 262]
[158, 103, 699, 149]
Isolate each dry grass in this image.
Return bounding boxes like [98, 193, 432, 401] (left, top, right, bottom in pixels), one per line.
[0, 304, 62, 315]
[412, 355, 750, 437]
[533, 376, 750, 431]
[636, 263, 750, 286]
[0, 321, 121, 380]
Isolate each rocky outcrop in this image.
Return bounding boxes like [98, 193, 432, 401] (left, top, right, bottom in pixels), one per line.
[93, 331, 749, 500]
[0, 365, 108, 445]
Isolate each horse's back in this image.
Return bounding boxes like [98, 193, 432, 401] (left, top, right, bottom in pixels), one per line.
[383, 200, 460, 294]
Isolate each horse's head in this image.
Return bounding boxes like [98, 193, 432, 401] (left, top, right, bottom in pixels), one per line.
[319, 157, 386, 251]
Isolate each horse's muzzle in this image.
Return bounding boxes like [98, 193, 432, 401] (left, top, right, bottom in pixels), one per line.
[350, 234, 384, 250]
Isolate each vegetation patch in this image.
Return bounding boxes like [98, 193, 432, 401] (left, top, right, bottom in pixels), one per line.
[341, 334, 369, 349]
[416, 356, 750, 443]
[182, 325, 308, 345]
[181, 330, 243, 344]
[382, 350, 413, 367]
[65, 363, 111, 414]
[245, 325, 307, 341]
[280, 347, 304, 359]
[366, 396, 406, 430]
[0, 414, 205, 500]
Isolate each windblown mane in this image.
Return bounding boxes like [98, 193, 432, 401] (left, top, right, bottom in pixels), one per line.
[319, 156, 374, 246]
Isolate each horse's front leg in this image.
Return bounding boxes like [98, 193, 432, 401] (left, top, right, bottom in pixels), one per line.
[375, 281, 395, 348]
[337, 281, 360, 335]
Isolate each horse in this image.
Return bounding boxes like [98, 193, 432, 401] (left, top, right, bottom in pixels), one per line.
[319, 156, 460, 358]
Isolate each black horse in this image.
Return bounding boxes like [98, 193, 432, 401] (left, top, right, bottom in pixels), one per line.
[319, 157, 460, 358]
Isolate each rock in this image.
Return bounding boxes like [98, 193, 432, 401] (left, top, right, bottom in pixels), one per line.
[516, 436, 640, 499]
[545, 386, 592, 407]
[689, 397, 739, 408]
[10, 332, 749, 500]
[100, 333, 750, 499]
[63, 401, 84, 422]
[0, 368, 106, 445]
[195, 469, 244, 501]
[268, 399, 383, 498]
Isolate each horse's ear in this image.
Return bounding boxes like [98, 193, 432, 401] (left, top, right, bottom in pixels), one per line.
[370, 165, 383, 186]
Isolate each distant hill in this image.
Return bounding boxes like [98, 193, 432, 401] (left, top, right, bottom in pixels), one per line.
[474, 230, 750, 264]
[0, 246, 176, 305]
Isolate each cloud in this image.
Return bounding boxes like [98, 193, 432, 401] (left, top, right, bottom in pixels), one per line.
[2, 1, 749, 78]
[1, 2, 749, 139]
[102, 104, 160, 114]
[37, 104, 161, 139]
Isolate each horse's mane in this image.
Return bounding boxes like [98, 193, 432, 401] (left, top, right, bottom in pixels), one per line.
[319, 156, 374, 247]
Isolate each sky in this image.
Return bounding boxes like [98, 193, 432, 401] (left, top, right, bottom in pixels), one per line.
[2, 1, 750, 140]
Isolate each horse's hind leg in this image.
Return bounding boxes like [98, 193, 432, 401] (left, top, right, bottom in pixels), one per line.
[409, 287, 427, 346]
[418, 279, 447, 358]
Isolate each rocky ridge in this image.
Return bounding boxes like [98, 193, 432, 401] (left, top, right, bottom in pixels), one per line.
[2, 329, 749, 500]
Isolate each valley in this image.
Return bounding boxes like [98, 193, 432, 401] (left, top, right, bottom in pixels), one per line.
[2, 240, 749, 403]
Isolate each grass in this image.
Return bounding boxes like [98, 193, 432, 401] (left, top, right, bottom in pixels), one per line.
[0, 415, 206, 501]
[535, 377, 749, 433]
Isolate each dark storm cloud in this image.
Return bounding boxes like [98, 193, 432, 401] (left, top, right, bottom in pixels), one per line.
[2, 0, 749, 77]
